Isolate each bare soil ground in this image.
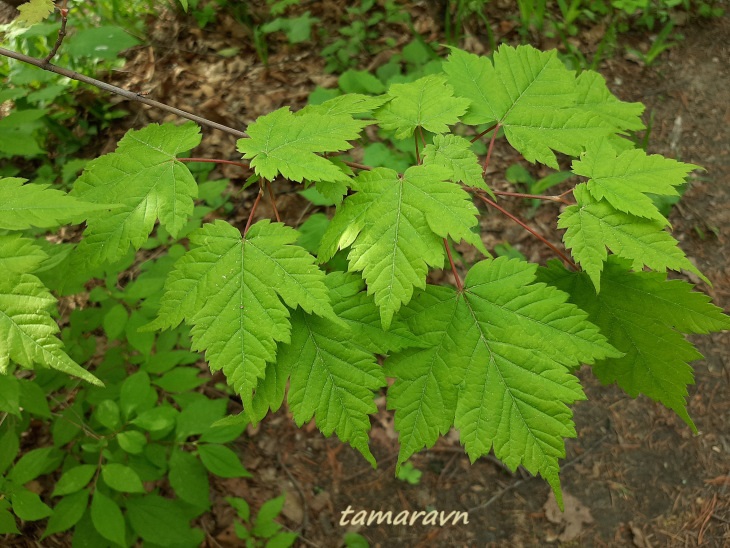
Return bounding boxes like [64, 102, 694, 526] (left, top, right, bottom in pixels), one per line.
[5, 1, 729, 546]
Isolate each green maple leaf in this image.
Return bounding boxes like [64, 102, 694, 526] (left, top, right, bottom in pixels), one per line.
[0, 273, 101, 385]
[237, 107, 365, 183]
[383, 287, 460, 473]
[422, 134, 494, 195]
[559, 184, 706, 290]
[374, 74, 471, 139]
[443, 45, 612, 168]
[328, 272, 425, 354]
[0, 177, 115, 230]
[574, 71, 645, 133]
[384, 257, 619, 507]
[573, 138, 699, 224]
[246, 360, 291, 425]
[246, 271, 417, 428]
[539, 258, 730, 431]
[71, 123, 201, 267]
[280, 305, 386, 466]
[319, 165, 486, 328]
[300, 93, 388, 117]
[16, 0, 54, 25]
[147, 219, 333, 407]
[0, 234, 47, 274]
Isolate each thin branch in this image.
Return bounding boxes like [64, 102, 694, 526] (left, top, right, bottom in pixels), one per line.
[178, 157, 249, 169]
[267, 181, 281, 223]
[477, 194, 577, 269]
[43, 1, 69, 64]
[414, 132, 421, 165]
[0, 47, 248, 139]
[482, 123, 500, 175]
[470, 123, 498, 143]
[244, 189, 263, 235]
[493, 190, 572, 204]
[444, 238, 463, 291]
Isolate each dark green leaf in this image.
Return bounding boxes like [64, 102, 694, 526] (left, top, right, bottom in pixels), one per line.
[119, 370, 151, 419]
[11, 487, 53, 521]
[0, 508, 19, 534]
[197, 444, 250, 478]
[0, 375, 20, 417]
[153, 366, 206, 393]
[65, 26, 140, 60]
[90, 490, 126, 547]
[9, 446, 60, 484]
[175, 397, 227, 441]
[43, 489, 89, 538]
[0, 427, 19, 475]
[52, 464, 97, 497]
[126, 495, 201, 546]
[131, 405, 178, 432]
[103, 304, 128, 340]
[94, 399, 121, 431]
[116, 430, 147, 455]
[18, 379, 50, 418]
[169, 449, 210, 508]
[101, 463, 145, 493]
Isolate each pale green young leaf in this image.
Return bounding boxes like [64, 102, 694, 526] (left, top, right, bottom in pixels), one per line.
[443, 45, 611, 168]
[16, 0, 54, 25]
[301, 93, 388, 117]
[422, 134, 494, 195]
[327, 272, 425, 354]
[573, 138, 699, 223]
[280, 307, 386, 466]
[385, 258, 618, 507]
[319, 165, 485, 328]
[374, 74, 471, 139]
[237, 107, 365, 183]
[0, 234, 47, 274]
[0, 273, 102, 385]
[574, 71, 645, 132]
[148, 220, 332, 406]
[538, 258, 730, 431]
[383, 287, 461, 470]
[0, 177, 115, 230]
[247, 271, 419, 427]
[559, 184, 707, 290]
[71, 123, 201, 266]
[246, 360, 291, 425]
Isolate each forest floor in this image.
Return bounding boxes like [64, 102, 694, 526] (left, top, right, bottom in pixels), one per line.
[6, 1, 729, 546]
[114, 5, 730, 547]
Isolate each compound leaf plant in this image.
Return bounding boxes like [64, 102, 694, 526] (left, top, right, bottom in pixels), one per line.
[1, 6, 729, 540]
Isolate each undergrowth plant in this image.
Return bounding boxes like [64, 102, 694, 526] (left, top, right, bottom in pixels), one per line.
[1, 0, 729, 542]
